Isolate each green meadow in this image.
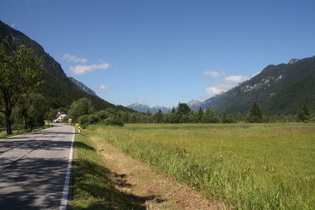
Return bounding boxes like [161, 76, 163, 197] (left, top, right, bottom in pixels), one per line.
[89, 123, 315, 209]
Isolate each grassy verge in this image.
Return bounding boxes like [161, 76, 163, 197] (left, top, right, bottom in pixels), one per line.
[73, 129, 145, 209]
[89, 123, 315, 209]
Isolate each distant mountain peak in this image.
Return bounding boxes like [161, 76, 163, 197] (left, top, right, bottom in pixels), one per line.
[185, 99, 202, 107]
[127, 100, 203, 113]
[127, 103, 167, 113]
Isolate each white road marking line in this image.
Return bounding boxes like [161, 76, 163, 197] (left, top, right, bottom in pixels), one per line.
[59, 126, 75, 210]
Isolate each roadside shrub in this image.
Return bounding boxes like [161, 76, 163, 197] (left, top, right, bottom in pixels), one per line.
[102, 116, 124, 127]
[78, 115, 89, 128]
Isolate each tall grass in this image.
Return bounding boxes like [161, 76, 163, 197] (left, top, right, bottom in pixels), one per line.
[89, 123, 315, 209]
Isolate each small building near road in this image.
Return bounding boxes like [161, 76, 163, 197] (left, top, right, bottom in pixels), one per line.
[54, 112, 67, 123]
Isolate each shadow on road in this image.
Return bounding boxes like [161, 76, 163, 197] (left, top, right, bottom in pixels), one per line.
[0, 157, 68, 209]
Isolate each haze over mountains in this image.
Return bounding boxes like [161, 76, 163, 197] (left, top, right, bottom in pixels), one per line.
[1, 20, 314, 115]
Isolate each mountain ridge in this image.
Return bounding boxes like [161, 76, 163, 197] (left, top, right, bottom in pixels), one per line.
[127, 100, 202, 113]
[68, 77, 98, 97]
[201, 56, 315, 114]
[0, 20, 129, 112]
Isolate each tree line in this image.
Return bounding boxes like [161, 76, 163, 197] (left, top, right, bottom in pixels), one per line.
[64, 98, 314, 128]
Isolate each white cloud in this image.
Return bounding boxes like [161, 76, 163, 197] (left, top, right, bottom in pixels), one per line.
[203, 70, 225, 78]
[62, 54, 88, 64]
[223, 75, 250, 84]
[206, 83, 232, 95]
[69, 63, 110, 75]
[205, 72, 259, 95]
[10, 23, 16, 28]
[96, 85, 110, 90]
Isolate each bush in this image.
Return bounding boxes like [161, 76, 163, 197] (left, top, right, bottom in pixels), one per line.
[78, 115, 89, 129]
[102, 116, 124, 127]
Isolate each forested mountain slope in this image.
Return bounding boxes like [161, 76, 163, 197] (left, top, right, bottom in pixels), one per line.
[0, 20, 129, 112]
[202, 56, 315, 115]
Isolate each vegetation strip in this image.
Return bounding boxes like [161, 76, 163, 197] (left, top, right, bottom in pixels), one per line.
[73, 127, 221, 209]
[73, 129, 147, 209]
[90, 134, 221, 209]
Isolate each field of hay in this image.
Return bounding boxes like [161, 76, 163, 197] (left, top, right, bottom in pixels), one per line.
[89, 123, 315, 209]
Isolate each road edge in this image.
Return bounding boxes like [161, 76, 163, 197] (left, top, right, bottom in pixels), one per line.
[59, 126, 75, 210]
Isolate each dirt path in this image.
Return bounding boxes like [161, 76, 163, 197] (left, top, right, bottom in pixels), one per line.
[90, 136, 222, 209]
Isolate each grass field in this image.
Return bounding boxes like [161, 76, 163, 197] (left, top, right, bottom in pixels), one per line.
[89, 123, 315, 209]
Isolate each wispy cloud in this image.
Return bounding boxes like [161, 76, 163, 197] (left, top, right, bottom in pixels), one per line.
[203, 63, 226, 79]
[10, 23, 16, 28]
[95, 85, 110, 90]
[62, 54, 88, 64]
[223, 75, 250, 84]
[203, 70, 225, 78]
[69, 63, 110, 75]
[205, 72, 257, 96]
[205, 83, 232, 95]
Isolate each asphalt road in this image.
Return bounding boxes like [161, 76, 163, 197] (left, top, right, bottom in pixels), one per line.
[0, 124, 74, 209]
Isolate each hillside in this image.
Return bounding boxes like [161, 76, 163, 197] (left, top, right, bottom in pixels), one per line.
[69, 77, 97, 97]
[202, 56, 315, 115]
[0, 20, 130, 112]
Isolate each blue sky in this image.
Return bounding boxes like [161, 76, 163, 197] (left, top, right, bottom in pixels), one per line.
[1, 0, 315, 108]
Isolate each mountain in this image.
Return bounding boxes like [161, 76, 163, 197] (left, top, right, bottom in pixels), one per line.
[0, 20, 130, 112]
[185, 100, 202, 111]
[202, 56, 315, 115]
[127, 103, 151, 113]
[150, 106, 169, 114]
[68, 77, 97, 97]
[127, 103, 169, 113]
[127, 100, 202, 113]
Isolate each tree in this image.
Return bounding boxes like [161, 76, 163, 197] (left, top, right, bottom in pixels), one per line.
[247, 102, 263, 123]
[177, 103, 191, 115]
[16, 93, 47, 129]
[220, 112, 235, 123]
[201, 108, 218, 123]
[297, 104, 310, 122]
[68, 97, 95, 122]
[197, 107, 203, 123]
[0, 40, 44, 134]
[235, 112, 244, 122]
[152, 109, 164, 123]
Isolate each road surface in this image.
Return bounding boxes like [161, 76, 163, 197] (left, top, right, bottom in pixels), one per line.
[0, 124, 74, 209]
